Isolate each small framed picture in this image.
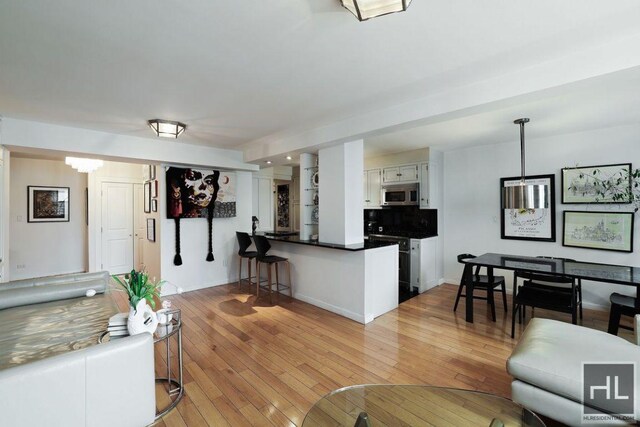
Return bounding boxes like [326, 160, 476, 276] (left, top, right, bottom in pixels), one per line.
[151, 180, 158, 198]
[563, 210, 634, 252]
[151, 199, 158, 212]
[28, 186, 70, 222]
[148, 165, 156, 181]
[561, 163, 632, 204]
[146, 218, 156, 242]
[144, 181, 151, 213]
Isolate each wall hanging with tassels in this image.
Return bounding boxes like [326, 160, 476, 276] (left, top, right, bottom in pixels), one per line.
[166, 167, 237, 266]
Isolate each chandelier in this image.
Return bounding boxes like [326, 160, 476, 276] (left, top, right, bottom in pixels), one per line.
[65, 157, 104, 173]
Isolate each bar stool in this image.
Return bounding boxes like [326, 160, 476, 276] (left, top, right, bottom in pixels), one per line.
[236, 232, 257, 291]
[252, 235, 292, 304]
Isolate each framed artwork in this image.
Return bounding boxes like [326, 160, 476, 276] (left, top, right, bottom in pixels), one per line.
[563, 211, 634, 253]
[144, 181, 151, 213]
[146, 218, 156, 242]
[166, 167, 237, 219]
[148, 165, 156, 181]
[28, 186, 70, 223]
[151, 180, 158, 198]
[500, 174, 556, 242]
[151, 199, 158, 212]
[561, 163, 631, 204]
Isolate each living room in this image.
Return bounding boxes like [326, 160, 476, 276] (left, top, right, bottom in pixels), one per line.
[2, 2, 640, 426]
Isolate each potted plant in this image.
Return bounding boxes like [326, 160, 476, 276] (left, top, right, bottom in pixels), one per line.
[113, 270, 163, 335]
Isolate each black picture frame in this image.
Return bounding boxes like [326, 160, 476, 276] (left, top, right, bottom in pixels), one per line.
[144, 181, 151, 213]
[148, 165, 156, 181]
[500, 174, 556, 242]
[146, 218, 156, 242]
[563, 210, 634, 253]
[561, 163, 632, 204]
[27, 186, 70, 223]
[151, 199, 158, 212]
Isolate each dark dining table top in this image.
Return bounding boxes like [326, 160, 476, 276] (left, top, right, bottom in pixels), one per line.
[463, 253, 640, 287]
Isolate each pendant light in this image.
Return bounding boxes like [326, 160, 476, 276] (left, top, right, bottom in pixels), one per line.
[339, 0, 412, 21]
[501, 118, 549, 210]
[65, 157, 104, 173]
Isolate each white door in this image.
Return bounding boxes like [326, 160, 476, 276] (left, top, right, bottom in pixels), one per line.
[133, 183, 145, 270]
[101, 182, 134, 274]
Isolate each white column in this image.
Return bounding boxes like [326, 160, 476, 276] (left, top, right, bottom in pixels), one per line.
[319, 140, 364, 245]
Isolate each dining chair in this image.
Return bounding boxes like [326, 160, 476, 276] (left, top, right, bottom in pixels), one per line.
[534, 256, 583, 319]
[235, 232, 257, 291]
[252, 235, 292, 304]
[607, 292, 640, 335]
[511, 268, 579, 339]
[454, 253, 507, 322]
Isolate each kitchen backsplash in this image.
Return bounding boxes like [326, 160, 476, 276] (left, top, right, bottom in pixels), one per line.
[364, 207, 437, 236]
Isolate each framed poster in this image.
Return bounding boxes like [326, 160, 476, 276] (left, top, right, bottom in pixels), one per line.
[500, 174, 556, 242]
[151, 180, 158, 198]
[28, 186, 70, 222]
[147, 165, 156, 181]
[563, 211, 634, 253]
[146, 218, 156, 242]
[144, 181, 151, 213]
[561, 163, 631, 204]
[151, 199, 158, 212]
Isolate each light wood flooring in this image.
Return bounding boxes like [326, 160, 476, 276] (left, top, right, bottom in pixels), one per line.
[113, 283, 630, 427]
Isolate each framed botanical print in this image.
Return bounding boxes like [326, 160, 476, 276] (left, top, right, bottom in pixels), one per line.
[563, 211, 634, 253]
[144, 181, 152, 213]
[561, 163, 631, 204]
[500, 174, 556, 242]
[28, 186, 70, 223]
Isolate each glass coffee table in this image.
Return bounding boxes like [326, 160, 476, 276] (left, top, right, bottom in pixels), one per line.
[302, 385, 545, 427]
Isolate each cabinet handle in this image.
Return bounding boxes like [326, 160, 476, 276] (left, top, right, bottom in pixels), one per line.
[397, 174, 401, 176]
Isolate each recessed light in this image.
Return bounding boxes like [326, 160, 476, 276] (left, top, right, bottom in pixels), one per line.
[266, 161, 272, 164]
[286, 156, 292, 160]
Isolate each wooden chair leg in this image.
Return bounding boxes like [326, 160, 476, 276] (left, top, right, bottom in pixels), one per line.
[453, 282, 465, 312]
[287, 261, 292, 299]
[488, 287, 496, 322]
[267, 264, 273, 305]
[501, 282, 508, 312]
[608, 304, 622, 335]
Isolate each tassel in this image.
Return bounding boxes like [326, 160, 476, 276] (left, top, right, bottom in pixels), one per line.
[174, 217, 182, 266]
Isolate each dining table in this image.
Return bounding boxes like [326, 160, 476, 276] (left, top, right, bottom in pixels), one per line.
[460, 253, 640, 323]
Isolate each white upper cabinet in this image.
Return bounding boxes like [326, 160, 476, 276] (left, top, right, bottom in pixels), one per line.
[363, 169, 381, 208]
[382, 164, 418, 184]
[420, 163, 430, 208]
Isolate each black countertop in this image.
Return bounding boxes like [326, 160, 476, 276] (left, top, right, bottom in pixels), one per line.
[366, 231, 438, 239]
[257, 233, 398, 252]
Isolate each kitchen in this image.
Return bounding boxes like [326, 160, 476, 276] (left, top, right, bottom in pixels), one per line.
[251, 145, 444, 320]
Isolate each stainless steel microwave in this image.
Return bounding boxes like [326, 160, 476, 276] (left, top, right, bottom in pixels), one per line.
[381, 183, 419, 206]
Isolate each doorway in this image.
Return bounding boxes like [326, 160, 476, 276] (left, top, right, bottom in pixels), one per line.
[100, 182, 144, 274]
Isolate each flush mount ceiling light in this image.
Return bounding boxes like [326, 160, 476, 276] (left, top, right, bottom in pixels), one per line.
[339, 0, 412, 21]
[65, 157, 104, 173]
[147, 119, 186, 139]
[502, 118, 549, 210]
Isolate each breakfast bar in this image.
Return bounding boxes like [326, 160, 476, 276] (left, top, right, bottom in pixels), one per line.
[259, 234, 399, 324]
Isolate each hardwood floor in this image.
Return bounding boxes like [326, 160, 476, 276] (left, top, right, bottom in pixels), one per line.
[114, 283, 630, 426]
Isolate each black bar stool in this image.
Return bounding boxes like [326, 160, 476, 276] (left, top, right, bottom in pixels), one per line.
[236, 232, 257, 291]
[608, 292, 640, 335]
[252, 235, 292, 304]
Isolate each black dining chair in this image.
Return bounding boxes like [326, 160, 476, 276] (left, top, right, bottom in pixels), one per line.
[534, 256, 583, 320]
[236, 232, 257, 291]
[607, 293, 640, 335]
[454, 254, 507, 322]
[511, 270, 579, 338]
[252, 235, 292, 304]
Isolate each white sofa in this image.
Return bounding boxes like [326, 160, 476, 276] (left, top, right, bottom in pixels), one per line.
[0, 271, 156, 427]
[507, 317, 640, 426]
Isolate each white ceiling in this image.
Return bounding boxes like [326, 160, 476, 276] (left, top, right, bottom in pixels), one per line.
[1, 1, 639, 157]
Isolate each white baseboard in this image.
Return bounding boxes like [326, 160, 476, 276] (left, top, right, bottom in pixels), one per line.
[293, 293, 366, 324]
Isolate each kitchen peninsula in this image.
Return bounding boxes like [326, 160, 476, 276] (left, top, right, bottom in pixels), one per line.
[259, 234, 399, 324]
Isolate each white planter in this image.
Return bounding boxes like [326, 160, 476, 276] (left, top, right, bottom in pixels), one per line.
[127, 299, 158, 335]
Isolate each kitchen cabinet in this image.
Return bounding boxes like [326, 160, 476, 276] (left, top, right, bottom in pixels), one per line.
[410, 237, 438, 293]
[419, 161, 439, 209]
[419, 163, 430, 208]
[382, 164, 419, 184]
[363, 168, 381, 208]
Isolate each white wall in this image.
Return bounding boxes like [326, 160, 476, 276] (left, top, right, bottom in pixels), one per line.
[10, 157, 88, 280]
[443, 123, 640, 309]
[161, 170, 252, 293]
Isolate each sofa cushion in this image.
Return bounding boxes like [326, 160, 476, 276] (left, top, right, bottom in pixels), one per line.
[507, 318, 640, 406]
[0, 277, 108, 310]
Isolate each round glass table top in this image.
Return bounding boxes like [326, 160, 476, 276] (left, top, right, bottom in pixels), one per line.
[302, 385, 545, 427]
